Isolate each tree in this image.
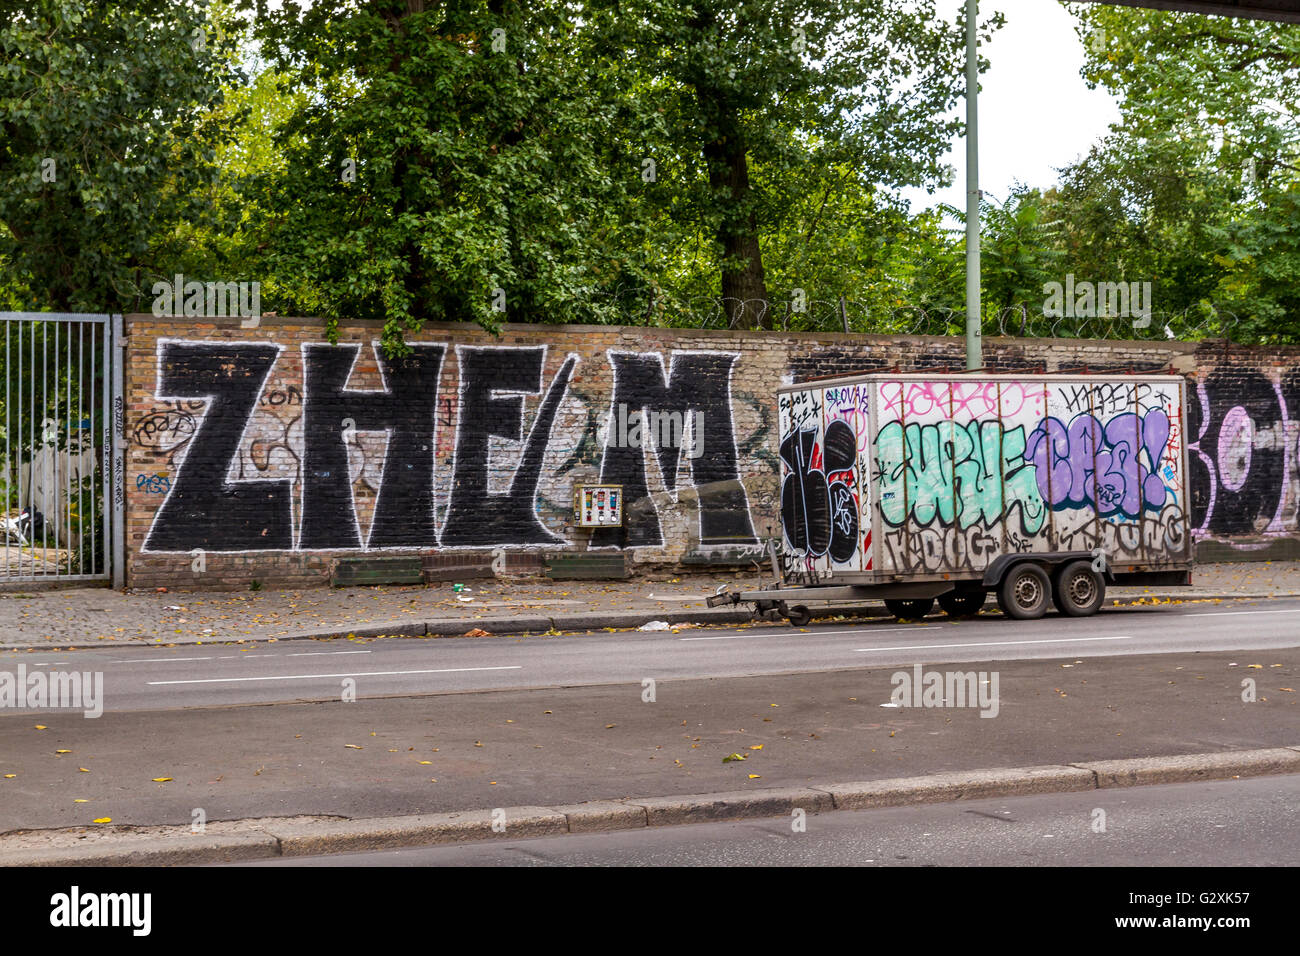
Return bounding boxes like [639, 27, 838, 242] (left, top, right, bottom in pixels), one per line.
[1056, 1, 1300, 341]
[605, 0, 993, 329]
[0, 0, 243, 312]
[245, 0, 669, 350]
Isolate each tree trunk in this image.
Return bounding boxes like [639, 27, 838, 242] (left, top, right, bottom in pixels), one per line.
[702, 119, 770, 330]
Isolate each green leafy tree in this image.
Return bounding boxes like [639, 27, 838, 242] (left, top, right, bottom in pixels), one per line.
[0, 0, 243, 312]
[246, 0, 668, 349]
[604, 0, 996, 329]
[1057, 2, 1300, 341]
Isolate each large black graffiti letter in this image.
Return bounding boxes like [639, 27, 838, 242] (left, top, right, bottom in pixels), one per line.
[441, 346, 577, 546]
[143, 343, 293, 551]
[299, 343, 446, 549]
[781, 419, 856, 561]
[594, 351, 757, 548]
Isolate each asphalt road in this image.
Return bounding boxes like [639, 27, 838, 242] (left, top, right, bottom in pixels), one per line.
[237, 774, 1300, 867]
[2, 597, 1300, 712]
[0, 645, 1294, 831]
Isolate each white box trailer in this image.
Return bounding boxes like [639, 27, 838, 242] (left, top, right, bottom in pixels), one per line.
[709, 373, 1193, 625]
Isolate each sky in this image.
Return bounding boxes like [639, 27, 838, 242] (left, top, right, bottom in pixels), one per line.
[900, 0, 1123, 218]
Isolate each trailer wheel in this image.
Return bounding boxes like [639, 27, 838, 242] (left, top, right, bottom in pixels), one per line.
[885, 598, 935, 621]
[786, 605, 812, 627]
[1051, 560, 1105, 617]
[938, 590, 986, 618]
[996, 563, 1050, 620]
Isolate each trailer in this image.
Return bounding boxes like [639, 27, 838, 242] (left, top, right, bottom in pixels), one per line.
[709, 372, 1194, 625]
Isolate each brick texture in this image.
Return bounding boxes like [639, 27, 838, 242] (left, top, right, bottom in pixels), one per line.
[122, 315, 1300, 588]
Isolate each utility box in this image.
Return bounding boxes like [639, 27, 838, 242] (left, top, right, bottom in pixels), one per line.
[573, 484, 623, 528]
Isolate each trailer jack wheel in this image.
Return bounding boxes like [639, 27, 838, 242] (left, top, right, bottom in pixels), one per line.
[786, 605, 812, 627]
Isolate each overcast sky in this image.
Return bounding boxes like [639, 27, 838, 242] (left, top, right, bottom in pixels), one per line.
[899, 0, 1123, 217]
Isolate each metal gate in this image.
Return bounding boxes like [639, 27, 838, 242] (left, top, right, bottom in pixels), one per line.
[1, 313, 123, 586]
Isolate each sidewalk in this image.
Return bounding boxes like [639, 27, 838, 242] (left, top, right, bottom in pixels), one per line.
[2, 561, 1300, 650]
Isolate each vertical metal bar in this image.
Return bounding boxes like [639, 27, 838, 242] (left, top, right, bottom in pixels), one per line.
[88, 322, 96, 578]
[58, 320, 65, 574]
[93, 320, 102, 580]
[4, 319, 9, 573]
[42, 320, 48, 576]
[110, 315, 123, 589]
[78, 323, 85, 575]
[30, 321, 36, 575]
[16, 320, 24, 576]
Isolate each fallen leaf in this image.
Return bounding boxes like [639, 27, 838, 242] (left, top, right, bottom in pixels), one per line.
[151, 777, 173, 782]
[74, 799, 87, 803]
[55, 749, 71, 754]
[34, 725, 46, 730]
[748, 774, 761, 779]
[747, 744, 763, 750]
[93, 817, 112, 824]
[418, 760, 432, 765]
[723, 753, 747, 762]
[344, 744, 363, 750]
[78, 767, 90, 773]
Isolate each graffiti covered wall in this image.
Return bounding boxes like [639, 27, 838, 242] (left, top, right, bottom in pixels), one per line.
[123, 316, 1300, 587]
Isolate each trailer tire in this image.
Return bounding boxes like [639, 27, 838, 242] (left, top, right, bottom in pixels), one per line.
[996, 563, 1051, 620]
[885, 598, 934, 621]
[938, 590, 987, 618]
[1052, 560, 1106, 617]
[787, 605, 812, 627]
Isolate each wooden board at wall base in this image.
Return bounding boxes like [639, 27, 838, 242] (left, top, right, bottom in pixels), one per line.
[332, 556, 425, 587]
[422, 556, 495, 583]
[545, 553, 630, 580]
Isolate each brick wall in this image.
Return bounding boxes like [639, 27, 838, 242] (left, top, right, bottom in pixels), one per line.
[122, 315, 1300, 588]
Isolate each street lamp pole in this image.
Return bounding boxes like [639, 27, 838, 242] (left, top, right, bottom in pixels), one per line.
[965, 0, 982, 370]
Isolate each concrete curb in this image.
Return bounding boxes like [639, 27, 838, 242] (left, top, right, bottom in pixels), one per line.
[4, 746, 1296, 866]
[4, 590, 1293, 652]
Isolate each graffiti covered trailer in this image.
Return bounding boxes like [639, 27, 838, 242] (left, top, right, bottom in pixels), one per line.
[752, 373, 1194, 622]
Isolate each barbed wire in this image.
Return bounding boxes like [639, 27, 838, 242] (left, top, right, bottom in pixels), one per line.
[579, 287, 1242, 343]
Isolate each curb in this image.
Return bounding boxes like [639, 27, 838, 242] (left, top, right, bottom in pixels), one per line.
[3, 590, 1294, 652]
[5, 746, 1298, 866]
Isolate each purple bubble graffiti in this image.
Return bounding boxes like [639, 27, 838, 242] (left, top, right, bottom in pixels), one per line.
[1026, 409, 1171, 518]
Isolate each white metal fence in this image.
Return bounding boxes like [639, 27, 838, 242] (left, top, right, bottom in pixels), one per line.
[1, 313, 123, 586]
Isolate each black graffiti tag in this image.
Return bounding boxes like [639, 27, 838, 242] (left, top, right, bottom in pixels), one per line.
[781, 419, 857, 562]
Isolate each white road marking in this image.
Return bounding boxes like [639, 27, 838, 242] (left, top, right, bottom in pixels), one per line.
[111, 656, 213, 663]
[1183, 608, 1300, 618]
[855, 635, 1133, 652]
[285, 650, 372, 657]
[679, 626, 942, 642]
[147, 665, 522, 686]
